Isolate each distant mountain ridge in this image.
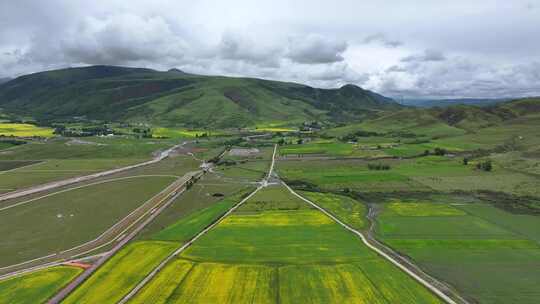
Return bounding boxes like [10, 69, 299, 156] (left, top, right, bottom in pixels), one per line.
[402, 98, 512, 108]
[0, 65, 400, 128]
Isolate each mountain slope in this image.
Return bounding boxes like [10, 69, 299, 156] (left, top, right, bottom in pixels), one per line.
[326, 97, 540, 138]
[0, 66, 400, 128]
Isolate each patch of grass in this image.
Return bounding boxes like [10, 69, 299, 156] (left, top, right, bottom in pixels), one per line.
[64, 241, 177, 304]
[139, 174, 252, 238]
[278, 159, 429, 192]
[384, 201, 466, 217]
[0, 175, 175, 267]
[0, 266, 82, 304]
[0, 160, 40, 172]
[376, 199, 540, 304]
[299, 191, 367, 229]
[150, 190, 252, 242]
[0, 123, 54, 137]
[238, 185, 310, 212]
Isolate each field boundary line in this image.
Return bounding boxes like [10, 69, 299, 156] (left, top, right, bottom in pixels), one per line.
[0, 160, 45, 175]
[0, 141, 188, 202]
[0, 174, 177, 212]
[46, 170, 204, 303]
[282, 182, 458, 304]
[118, 186, 262, 304]
[0, 173, 194, 276]
[117, 144, 277, 304]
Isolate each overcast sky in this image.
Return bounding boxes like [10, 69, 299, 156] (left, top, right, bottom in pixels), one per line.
[1, 0, 539, 98]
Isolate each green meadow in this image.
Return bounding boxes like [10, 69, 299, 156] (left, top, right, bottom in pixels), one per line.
[376, 200, 540, 304]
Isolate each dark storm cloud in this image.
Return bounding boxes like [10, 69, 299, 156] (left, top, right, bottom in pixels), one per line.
[401, 49, 446, 63]
[362, 33, 403, 48]
[286, 34, 347, 64]
[0, 0, 539, 98]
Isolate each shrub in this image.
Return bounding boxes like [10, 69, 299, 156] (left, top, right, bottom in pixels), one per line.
[368, 163, 391, 170]
[476, 160, 493, 171]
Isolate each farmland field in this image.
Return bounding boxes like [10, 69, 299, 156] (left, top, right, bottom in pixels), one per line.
[130, 185, 441, 303]
[0, 175, 175, 267]
[0, 123, 54, 137]
[0, 266, 82, 304]
[63, 241, 177, 304]
[375, 199, 540, 303]
[0, 137, 178, 192]
[2, 64, 539, 304]
[278, 156, 540, 197]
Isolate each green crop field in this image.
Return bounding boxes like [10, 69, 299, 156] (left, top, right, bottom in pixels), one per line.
[64, 241, 177, 304]
[150, 190, 252, 242]
[129, 185, 441, 303]
[0, 175, 175, 267]
[299, 191, 368, 230]
[376, 199, 540, 303]
[278, 156, 540, 197]
[0, 266, 82, 304]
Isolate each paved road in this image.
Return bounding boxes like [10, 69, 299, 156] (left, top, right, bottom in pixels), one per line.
[47, 170, 204, 304]
[117, 144, 278, 304]
[282, 182, 459, 304]
[0, 142, 188, 202]
[0, 171, 201, 279]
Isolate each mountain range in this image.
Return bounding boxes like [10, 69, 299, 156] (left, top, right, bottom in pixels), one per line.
[0, 66, 399, 128]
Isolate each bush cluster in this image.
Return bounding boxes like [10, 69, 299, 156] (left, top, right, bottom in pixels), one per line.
[368, 163, 391, 170]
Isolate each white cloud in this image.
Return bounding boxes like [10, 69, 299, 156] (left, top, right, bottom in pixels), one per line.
[0, 0, 539, 98]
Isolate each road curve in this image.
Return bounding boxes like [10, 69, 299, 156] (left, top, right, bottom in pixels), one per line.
[282, 182, 458, 304]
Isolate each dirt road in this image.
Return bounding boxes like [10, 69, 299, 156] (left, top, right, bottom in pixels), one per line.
[0, 142, 188, 202]
[116, 145, 278, 304]
[282, 182, 461, 304]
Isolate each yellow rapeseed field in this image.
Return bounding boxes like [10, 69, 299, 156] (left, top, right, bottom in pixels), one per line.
[0, 123, 54, 137]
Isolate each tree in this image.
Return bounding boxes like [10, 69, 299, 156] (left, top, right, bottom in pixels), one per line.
[463, 157, 469, 165]
[277, 138, 286, 146]
[423, 150, 430, 156]
[434, 147, 447, 156]
[297, 138, 304, 144]
[476, 160, 492, 171]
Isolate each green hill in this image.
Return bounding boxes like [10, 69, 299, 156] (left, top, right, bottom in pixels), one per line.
[0, 66, 400, 128]
[326, 97, 540, 139]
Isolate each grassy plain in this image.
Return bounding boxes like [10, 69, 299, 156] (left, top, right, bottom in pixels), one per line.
[278, 156, 540, 197]
[0, 175, 175, 267]
[376, 199, 540, 303]
[0, 266, 82, 304]
[64, 241, 177, 304]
